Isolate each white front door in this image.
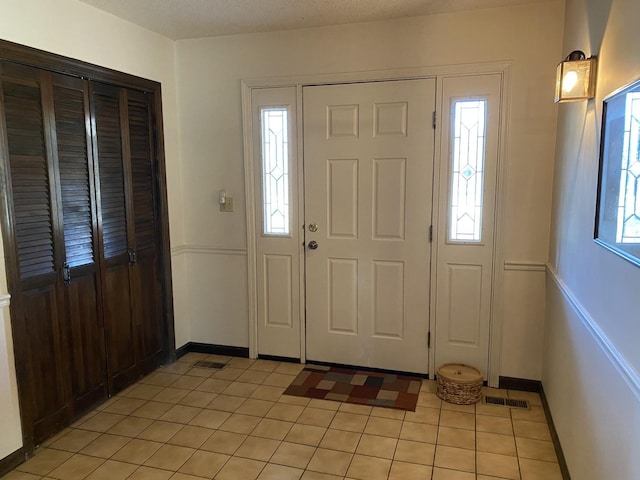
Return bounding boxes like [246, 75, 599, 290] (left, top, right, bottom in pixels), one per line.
[303, 80, 436, 374]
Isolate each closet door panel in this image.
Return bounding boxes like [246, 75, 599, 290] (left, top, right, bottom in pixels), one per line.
[93, 89, 129, 260]
[23, 284, 68, 442]
[63, 273, 106, 409]
[133, 252, 162, 372]
[4, 76, 56, 279]
[0, 63, 68, 444]
[91, 84, 136, 390]
[103, 264, 135, 390]
[51, 74, 107, 411]
[128, 91, 163, 372]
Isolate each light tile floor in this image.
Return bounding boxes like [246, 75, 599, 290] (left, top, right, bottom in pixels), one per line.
[2, 353, 564, 480]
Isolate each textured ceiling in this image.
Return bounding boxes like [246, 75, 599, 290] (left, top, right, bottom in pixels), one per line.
[79, 0, 544, 40]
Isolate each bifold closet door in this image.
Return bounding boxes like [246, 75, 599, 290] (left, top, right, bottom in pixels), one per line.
[91, 83, 137, 391]
[50, 72, 107, 412]
[126, 90, 163, 374]
[0, 62, 69, 444]
[0, 63, 107, 444]
[0, 60, 166, 446]
[91, 84, 163, 390]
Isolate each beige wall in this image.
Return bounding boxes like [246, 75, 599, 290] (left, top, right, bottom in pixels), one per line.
[174, 1, 564, 375]
[545, 0, 640, 477]
[0, 0, 184, 457]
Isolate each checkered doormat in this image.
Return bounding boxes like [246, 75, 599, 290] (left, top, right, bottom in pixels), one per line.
[283, 364, 422, 411]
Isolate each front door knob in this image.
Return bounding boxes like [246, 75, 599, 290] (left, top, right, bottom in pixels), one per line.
[308, 240, 318, 250]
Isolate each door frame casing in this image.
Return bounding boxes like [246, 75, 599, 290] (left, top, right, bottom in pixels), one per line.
[242, 62, 511, 386]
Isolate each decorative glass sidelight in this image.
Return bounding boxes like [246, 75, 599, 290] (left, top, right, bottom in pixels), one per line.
[616, 92, 640, 244]
[261, 107, 290, 235]
[449, 100, 487, 242]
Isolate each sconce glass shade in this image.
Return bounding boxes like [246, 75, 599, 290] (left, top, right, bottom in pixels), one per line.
[555, 51, 597, 103]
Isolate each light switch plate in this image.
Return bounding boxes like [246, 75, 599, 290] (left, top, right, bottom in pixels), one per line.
[219, 196, 233, 212]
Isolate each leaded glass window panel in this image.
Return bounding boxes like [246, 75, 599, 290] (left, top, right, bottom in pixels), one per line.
[616, 92, 640, 244]
[261, 107, 290, 235]
[595, 78, 640, 267]
[449, 100, 487, 242]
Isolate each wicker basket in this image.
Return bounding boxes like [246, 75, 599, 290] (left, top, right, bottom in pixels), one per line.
[436, 363, 482, 405]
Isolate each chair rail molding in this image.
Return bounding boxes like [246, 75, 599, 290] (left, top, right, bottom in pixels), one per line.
[171, 244, 248, 256]
[547, 264, 640, 402]
[504, 261, 546, 272]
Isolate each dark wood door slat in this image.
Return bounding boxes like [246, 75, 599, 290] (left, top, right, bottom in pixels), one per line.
[53, 84, 94, 267]
[3, 78, 55, 279]
[94, 92, 128, 260]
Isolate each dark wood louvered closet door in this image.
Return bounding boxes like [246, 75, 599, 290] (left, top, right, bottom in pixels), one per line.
[126, 90, 164, 374]
[0, 42, 173, 453]
[0, 62, 69, 444]
[91, 85, 165, 391]
[50, 73, 107, 412]
[90, 83, 137, 392]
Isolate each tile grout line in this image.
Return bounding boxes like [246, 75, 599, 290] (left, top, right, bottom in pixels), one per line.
[510, 403, 523, 480]
[474, 401, 478, 480]
[430, 404, 442, 480]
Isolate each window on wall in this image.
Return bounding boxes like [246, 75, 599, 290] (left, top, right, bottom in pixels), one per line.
[449, 99, 487, 242]
[616, 93, 640, 244]
[261, 107, 290, 235]
[596, 79, 640, 266]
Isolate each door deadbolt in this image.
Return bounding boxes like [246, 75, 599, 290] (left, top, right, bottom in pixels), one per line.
[308, 222, 318, 232]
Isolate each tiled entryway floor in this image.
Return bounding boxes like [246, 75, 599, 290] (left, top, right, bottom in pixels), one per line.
[3, 353, 564, 480]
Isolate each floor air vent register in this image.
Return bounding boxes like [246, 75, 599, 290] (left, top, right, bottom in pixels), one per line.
[482, 396, 530, 409]
[192, 361, 227, 370]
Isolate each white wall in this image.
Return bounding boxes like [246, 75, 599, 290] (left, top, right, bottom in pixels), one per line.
[0, 299, 20, 459]
[545, 0, 640, 477]
[0, 229, 21, 459]
[545, 272, 640, 479]
[0, 0, 184, 457]
[174, 1, 564, 372]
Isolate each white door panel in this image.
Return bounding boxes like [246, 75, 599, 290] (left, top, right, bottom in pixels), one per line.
[253, 87, 301, 358]
[303, 80, 436, 374]
[434, 74, 502, 378]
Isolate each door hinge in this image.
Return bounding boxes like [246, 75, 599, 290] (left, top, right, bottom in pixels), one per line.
[62, 262, 71, 286]
[128, 248, 137, 266]
[429, 225, 433, 242]
[428, 331, 431, 348]
[432, 111, 436, 129]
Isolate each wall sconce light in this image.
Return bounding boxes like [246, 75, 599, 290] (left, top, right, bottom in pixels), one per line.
[555, 50, 597, 103]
